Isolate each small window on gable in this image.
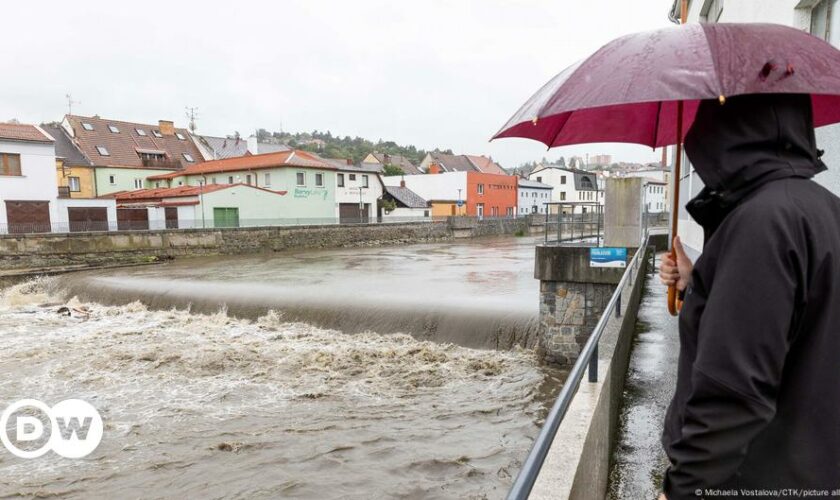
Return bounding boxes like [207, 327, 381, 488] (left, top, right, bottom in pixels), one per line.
[82, 122, 94, 131]
[152, 130, 163, 138]
[176, 132, 186, 140]
[108, 125, 120, 133]
[315, 173, 324, 187]
[136, 128, 147, 136]
[96, 146, 110, 156]
[182, 153, 194, 162]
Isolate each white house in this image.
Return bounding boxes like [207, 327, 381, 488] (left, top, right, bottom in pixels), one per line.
[669, 0, 840, 257]
[331, 162, 383, 223]
[382, 183, 431, 220]
[0, 123, 59, 234]
[644, 179, 668, 214]
[517, 178, 553, 215]
[527, 164, 604, 212]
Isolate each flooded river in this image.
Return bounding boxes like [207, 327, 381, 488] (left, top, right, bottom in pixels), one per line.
[0, 236, 558, 499]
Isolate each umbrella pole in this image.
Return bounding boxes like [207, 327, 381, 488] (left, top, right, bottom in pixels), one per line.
[668, 101, 685, 316]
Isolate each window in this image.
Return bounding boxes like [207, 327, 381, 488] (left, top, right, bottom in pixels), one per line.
[109, 175, 116, 185]
[136, 128, 147, 136]
[264, 173, 271, 186]
[561, 175, 567, 184]
[297, 172, 306, 186]
[228, 176, 234, 184]
[96, 146, 110, 156]
[811, 0, 838, 44]
[82, 122, 94, 131]
[133, 178, 143, 189]
[337, 173, 345, 187]
[211, 177, 217, 184]
[183, 153, 195, 162]
[315, 173, 324, 187]
[0, 153, 21, 176]
[68, 176, 81, 192]
[246, 174, 252, 185]
[152, 130, 163, 138]
[362, 175, 369, 188]
[560, 192, 566, 201]
[175, 132, 186, 140]
[108, 124, 119, 133]
[477, 183, 484, 195]
[349, 174, 356, 181]
[536, 176, 542, 183]
[506, 207, 513, 217]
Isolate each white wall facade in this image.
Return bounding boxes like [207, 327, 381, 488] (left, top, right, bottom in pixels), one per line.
[55, 198, 118, 229]
[0, 139, 59, 228]
[382, 207, 430, 220]
[644, 181, 668, 214]
[382, 172, 468, 203]
[517, 186, 553, 215]
[335, 170, 383, 221]
[676, 0, 840, 257]
[528, 166, 603, 213]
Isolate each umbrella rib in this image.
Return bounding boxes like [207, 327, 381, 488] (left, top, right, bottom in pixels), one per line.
[545, 112, 573, 150]
[652, 100, 663, 148]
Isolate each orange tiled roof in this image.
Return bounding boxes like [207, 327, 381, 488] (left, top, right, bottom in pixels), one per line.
[64, 115, 203, 170]
[111, 183, 290, 202]
[146, 150, 336, 180]
[466, 155, 507, 175]
[0, 123, 53, 143]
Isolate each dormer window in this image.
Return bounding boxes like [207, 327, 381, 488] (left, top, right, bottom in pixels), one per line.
[96, 146, 110, 156]
[152, 130, 163, 138]
[82, 123, 94, 131]
[136, 128, 147, 136]
[182, 153, 194, 162]
[175, 132, 186, 140]
[108, 125, 120, 133]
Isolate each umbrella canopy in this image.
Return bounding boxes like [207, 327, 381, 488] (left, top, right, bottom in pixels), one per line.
[493, 23, 840, 148]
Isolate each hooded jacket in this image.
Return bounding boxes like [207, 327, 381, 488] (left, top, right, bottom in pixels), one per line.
[662, 93, 840, 499]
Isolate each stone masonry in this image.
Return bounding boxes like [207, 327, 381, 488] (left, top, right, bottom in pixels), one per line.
[539, 280, 614, 365]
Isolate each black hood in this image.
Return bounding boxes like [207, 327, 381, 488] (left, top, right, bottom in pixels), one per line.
[684, 93, 826, 236]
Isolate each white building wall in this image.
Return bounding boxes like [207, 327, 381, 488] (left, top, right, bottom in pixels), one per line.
[54, 198, 117, 229]
[383, 207, 430, 220]
[335, 171, 383, 221]
[0, 139, 59, 227]
[676, 0, 840, 257]
[382, 172, 468, 203]
[644, 182, 667, 214]
[517, 187, 553, 215]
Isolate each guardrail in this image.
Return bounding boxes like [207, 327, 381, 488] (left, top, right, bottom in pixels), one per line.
[544, 202, 604, 244]
[506, 231, 652, 500]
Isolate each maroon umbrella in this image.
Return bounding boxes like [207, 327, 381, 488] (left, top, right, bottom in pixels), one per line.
[493, 23, 840, 148]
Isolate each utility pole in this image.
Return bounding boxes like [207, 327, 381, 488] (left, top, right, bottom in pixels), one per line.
[358, 187, 364, 223]
[185, 106, 199, 134]
[65, 94, 80, 115]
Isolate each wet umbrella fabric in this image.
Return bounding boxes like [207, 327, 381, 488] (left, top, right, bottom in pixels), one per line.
[493, 23, 840, 148]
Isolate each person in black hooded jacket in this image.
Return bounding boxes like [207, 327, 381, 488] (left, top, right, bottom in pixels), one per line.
[657, 93, 840, 499]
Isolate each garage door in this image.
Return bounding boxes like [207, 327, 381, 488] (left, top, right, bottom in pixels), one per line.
[339, 203, 369, 224]
[213, 207, 239, 228]
[68, 207, 109, 232]
[117, 208, 149, 231]
[5, 200, 51, 234]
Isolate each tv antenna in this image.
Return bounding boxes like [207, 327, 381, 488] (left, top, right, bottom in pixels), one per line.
[65, 94, 80, 115]
[185, 106, 199, 133]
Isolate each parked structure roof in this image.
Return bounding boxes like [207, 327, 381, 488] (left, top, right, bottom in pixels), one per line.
[385, 185, 428, 208]
[146, 150, 337, 180]
[63, 115, 203, 170]
[0, 123, 53, 143]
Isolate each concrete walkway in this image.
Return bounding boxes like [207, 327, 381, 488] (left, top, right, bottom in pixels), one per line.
[607, 254, 679, 500]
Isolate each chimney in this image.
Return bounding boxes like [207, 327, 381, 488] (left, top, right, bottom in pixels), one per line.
[429, 163, 442, 174]
[158, 120, 175, 136]
[346, 159, 352, 165]
[400, 177, 406, 188]
[661, 147, 668, 167]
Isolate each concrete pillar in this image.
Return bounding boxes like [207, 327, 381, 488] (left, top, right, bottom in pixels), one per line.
[534, 246, 626, 366]
[604, 178, 644, 248]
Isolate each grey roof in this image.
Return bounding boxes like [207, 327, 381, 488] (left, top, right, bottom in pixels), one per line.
[40, 123, 92, 167]
[254, 142, 291, 154]
[340, 162, 384, 174]
[518, 178, 553, 189]
[198, 135, 249, 159]
[427, 152, 475, 172]
[371, 152, 421, 175]
[385, 185, 428, 208]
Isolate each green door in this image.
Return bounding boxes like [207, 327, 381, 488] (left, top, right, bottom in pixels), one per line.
[213, 207, 239, 228]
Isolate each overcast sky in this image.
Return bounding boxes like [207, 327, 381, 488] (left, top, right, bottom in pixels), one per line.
[4, 0, 674, 168]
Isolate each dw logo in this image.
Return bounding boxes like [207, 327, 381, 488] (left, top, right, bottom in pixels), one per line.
[0, 399, 103, 459]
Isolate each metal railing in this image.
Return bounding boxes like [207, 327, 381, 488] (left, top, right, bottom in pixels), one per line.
[506, 231, 652, 500]
[544, 202, 604, 244]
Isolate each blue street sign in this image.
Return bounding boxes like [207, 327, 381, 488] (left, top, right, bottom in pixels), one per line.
[589, 247, 627, 268]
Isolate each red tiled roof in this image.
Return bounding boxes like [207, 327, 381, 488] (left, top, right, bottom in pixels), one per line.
[111, 183, 289, 202]
[65, 115, 203, 170]
[146, 150, 336, 180]
[466, 155, 507, 175]
[0, 123, 53, 143]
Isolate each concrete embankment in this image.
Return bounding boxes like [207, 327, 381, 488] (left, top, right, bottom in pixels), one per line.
[0, 217, 541, 284]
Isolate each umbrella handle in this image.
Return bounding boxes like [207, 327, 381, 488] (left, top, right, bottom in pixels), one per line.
[667, 247, 683, 316]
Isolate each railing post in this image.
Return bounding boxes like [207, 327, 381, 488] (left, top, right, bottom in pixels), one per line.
[588, 343, 598, 382]
[615, 292, 622, 318]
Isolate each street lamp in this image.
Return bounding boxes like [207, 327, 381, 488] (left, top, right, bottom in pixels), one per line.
[358, 186, 365, 223]
[200, 176, 206, 229]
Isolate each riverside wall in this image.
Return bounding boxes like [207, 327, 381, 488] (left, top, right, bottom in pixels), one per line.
[0, 217, 537, 278]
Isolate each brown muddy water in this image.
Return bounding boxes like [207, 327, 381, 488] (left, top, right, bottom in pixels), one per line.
[0, 237, 562, 499]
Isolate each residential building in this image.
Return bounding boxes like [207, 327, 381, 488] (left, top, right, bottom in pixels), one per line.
[383, 170, 517, 218]
[193, 134, 250, 160]
[528, 164, 604, 212]
[418, 152, 507, 175]
[61, 115, 204, 196]
[590, 154, 613, 167]
[42, 123, 95, 199]
[111, 184, 293, 230]
[517, 178, 554, 215]
[362, 152, 423, 175]
[331, 161, 384, 223]
[146, 150, 337, 221]
[667, 0, 840, 257]
[0, 123, 59, 233]
[644, 180, 668, 214]
[621, 167, 671, 212]
[382, 183, 431, 220]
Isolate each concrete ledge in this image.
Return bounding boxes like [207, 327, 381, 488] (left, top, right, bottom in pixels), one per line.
[535, 245, 630, 285]
[530, 245, 651, 500]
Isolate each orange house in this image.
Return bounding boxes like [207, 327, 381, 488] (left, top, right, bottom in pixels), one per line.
[466, 171, 518, 218]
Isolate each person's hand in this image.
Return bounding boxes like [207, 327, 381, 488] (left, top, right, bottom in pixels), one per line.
[659, 236, 692, 292]
[658, 493, 668, 500]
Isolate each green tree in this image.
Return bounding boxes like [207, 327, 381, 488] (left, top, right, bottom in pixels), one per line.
[382, 164, 405, 176]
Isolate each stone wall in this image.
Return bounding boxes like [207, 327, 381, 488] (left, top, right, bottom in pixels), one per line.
[539, 281, 614, 365]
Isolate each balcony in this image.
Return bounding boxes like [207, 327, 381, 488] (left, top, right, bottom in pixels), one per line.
[58, 186, 71, 199]
[141, 158, 183, 170]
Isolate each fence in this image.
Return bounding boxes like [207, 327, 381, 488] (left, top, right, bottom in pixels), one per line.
[544, 202, 604, 244]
